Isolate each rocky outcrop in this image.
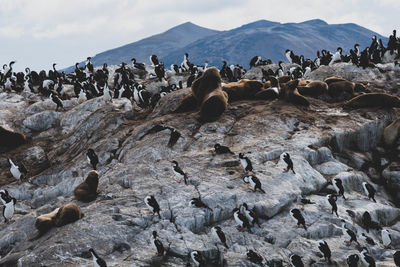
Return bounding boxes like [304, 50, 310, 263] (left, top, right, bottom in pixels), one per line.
[0, 64, 399, 266]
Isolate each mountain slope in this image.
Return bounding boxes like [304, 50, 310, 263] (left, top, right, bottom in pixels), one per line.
[63, 22, 220, 72]
[65, 19, 388, 72]
[163, 19, 388, 68]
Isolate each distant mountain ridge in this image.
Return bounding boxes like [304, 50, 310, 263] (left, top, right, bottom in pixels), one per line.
[64, 19, 388, 72]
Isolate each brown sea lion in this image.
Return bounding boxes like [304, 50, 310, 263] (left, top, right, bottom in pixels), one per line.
[74, 170, 99, 202]
[52, 202, 84, 227]
[343, 93, 400, 109]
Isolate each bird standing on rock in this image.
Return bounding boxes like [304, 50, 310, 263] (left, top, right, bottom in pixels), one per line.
[243, 175, 265, 193]
[144, 195, 161, 219]
[342, 220, 359, 245]
[362, 182, 376, 202]
[50, 92, 64, 111]
[151, 231, 165, 256]
[290, 208, 307, 230]
[86, 149, 99, 170]
[172, 160, 188, 185]
[317, 240, 332, 263]
[283, 153, 295, 174]
[2, 197, 16, 223]
[327, 194, 339, 217]
[8, 159, 27, 184]
[239, 153, 253, 172]
[211, 226, 229, 248]
[331, 178, 346, 199]
[233, 207, 250, 231]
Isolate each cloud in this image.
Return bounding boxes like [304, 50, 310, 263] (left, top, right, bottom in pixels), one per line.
[0, 0, 399, 71]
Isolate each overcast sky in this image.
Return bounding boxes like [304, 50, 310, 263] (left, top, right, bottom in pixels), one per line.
[1, 0, 399, 72]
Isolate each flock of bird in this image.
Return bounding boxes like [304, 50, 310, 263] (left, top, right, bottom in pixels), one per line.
[0, 30, 400, 266]
[0, 30, 398, 114]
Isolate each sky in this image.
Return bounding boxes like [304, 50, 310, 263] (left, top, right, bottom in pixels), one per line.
[0, 0, 399, 72]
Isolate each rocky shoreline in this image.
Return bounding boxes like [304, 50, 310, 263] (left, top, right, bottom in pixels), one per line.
[0, 63, 399, 266]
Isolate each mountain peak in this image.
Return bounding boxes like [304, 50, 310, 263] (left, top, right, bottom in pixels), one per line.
[237, 19, 280, 30]
[165, 21, 217, 33]
[300, 19, 328, 26]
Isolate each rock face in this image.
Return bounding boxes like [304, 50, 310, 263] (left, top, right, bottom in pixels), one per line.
[0, 63, 399, 266]
[23, 110, 58, 132]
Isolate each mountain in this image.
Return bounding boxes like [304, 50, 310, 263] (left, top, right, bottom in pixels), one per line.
[64, 19, 388, 72]
[63, 22, 220, 72]
[163, 19, 388, 68]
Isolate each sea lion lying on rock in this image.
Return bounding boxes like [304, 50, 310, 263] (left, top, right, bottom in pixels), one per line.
[0, 126, 27, 151]
[222, 79, 264, 102]
[343, 93, 400, 109]
[297, 81, 328, 97]
[280, 79, 310, 106]
[35, 202, 83, 235]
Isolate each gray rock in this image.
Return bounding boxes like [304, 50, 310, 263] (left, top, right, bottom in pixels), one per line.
[23, 110, 58, 132]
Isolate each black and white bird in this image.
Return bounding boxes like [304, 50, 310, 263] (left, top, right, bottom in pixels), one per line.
[247, 250, 263, 265]
[0, 189, 11, 205]
[329, 47, 343, 65]
[8, 159, 27, 184]
[144, 195, 161, 219]
[131, 58, 146, 71]
[290, 254, 304, 267]
[172, 161, 188, 185]
[239, 153, 253, 172]
[243, 175, 265, 193]
[3, 197, 16, 223]
[283, 153, 295, 174]
[181, 53, 190, 71]
[381, 229, 392, 248]
[290, 208, 307, 230]
[214, 144, 234, 155]
[151, 231, 165, 256]
[327, 194, 339, 217]
[394, 251, 400, 267]
[346, 254, 359, 267]
[86, 149, 99, 170]
[50, 93, 64, 111]
[362, 182, 376, 202]
[317, 240, 332, 263]
[332, 178, 346, 199]
[240, 203, 260, 227]
[233, 207, 250, 231]
[360, 247, 376, 267]
[190, 251, 205, 267]
[103, 84, 113, 103]
[361, 233, 376, 246]
[342, 220, 359, 245]
[189, 197, 212, 211]
[89, 248, 107, 267]
[211, 226, 228, 248]
[285, 50, 293, 64]
[150, 55, 159, 67]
